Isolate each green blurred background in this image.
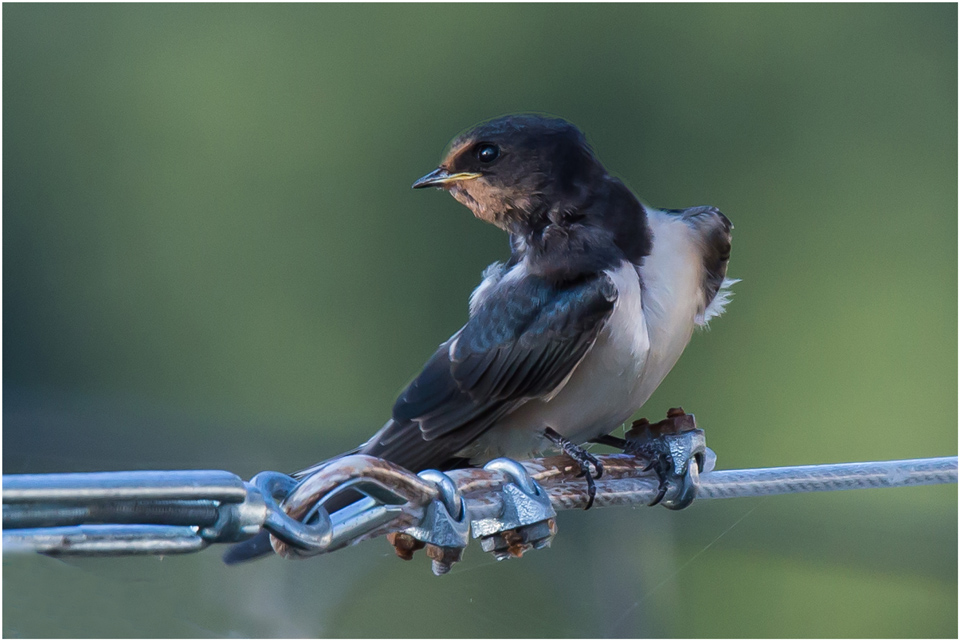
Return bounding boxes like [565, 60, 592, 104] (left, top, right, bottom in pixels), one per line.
[3, 3, 956, 638]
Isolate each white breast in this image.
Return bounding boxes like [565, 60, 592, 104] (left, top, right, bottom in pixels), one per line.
[461, 261, 649, 461]
[631, 207, 706, 404]
[461, 208, 707, 462]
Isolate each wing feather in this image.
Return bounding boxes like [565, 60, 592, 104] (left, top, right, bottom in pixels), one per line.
[378, 271, 617, 451]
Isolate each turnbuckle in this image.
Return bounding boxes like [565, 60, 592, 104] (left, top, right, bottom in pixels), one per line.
[2, 470, 261, 555]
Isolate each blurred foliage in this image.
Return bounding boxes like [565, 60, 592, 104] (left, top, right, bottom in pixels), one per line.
[3, 3, 956, 638]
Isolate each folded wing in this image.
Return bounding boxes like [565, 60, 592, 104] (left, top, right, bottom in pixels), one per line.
[360, 271, 618, 470]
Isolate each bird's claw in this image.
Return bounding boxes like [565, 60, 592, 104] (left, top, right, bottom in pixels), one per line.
[573, 452, 604, 509]
[544, 427, 603, 509]
[640, 452, 672, 506]
[574, 454, 604, 480]
[624, 408, 708, 510]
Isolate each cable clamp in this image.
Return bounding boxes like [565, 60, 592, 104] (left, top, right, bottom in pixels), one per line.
[471, 458, 558, 561]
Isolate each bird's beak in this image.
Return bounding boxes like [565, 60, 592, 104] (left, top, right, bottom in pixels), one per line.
[412, 167, 482, 189]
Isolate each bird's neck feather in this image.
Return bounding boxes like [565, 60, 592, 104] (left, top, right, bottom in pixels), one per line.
[508, 177, 652, 282]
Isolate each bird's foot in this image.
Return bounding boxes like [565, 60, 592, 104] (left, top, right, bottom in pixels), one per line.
[544, 427, 604, 509]
[623, 408, 707, 510]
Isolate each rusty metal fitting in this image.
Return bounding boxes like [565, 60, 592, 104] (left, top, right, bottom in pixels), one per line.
[272, 455, 438, 559]
[426, 544, 463, 575]
[471, 458, 557, 543]
[401, 469, 470, 565]
[479, 518, 557, 561]
[624, 412, 707, 511]
[386, 532, 426, 560]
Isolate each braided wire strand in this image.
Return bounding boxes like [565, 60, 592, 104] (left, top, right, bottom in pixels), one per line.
[696, 456, 958, 500]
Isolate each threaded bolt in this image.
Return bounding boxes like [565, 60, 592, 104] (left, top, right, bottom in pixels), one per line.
[426, 544, 463, 575]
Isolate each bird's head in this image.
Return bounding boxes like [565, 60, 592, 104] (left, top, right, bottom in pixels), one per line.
[413, 114, 605, 230]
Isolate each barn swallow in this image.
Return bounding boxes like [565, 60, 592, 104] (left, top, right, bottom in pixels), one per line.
[224, 113, 735, 564]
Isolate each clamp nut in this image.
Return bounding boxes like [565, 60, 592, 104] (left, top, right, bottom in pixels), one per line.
[480, 518, 557, 561]
[387, 531, 426, 560]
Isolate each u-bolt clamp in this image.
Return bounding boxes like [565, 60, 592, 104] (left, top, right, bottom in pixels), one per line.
[625, 417, 711, 511]
[471, 458, 558, 561]
[400, 469, 469, 575]
[658, 427, 709, 511]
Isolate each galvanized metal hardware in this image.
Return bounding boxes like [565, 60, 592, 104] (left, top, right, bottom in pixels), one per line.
[3, 421, 956, 572]
[2, 469, 248, 504]
[624, 410, 710, 510]
[2, 470, 255, 555]
[2, 524, 211, 556]
[270, 455, 434, 559]
[400, 469, 469, 575]
[471, 458, 558, 561]
[250, 471, 332, 554]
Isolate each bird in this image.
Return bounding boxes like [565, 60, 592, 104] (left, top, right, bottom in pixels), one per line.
[223, 113, 735, 564]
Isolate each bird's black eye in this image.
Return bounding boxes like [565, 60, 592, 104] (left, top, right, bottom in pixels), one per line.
[476, 143, 500, 163]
